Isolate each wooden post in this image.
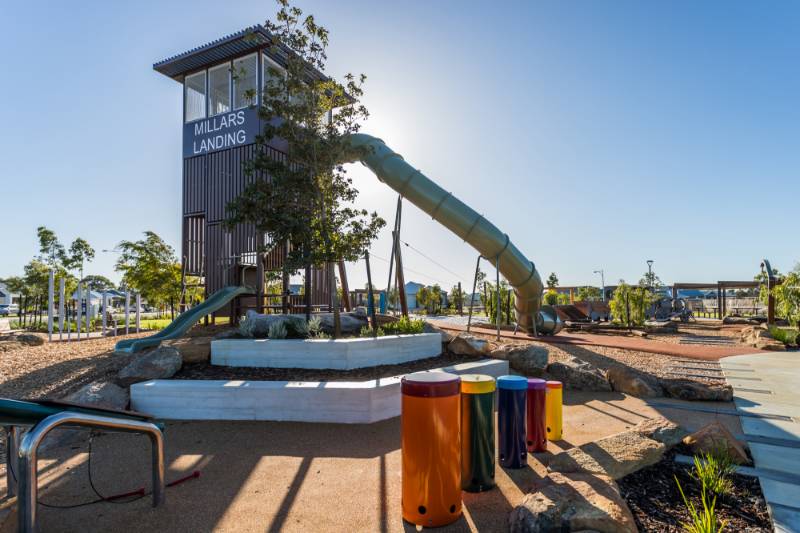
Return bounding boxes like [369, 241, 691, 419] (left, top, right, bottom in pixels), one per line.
[304, 263, 312, 321]
[506, 289, 512, 324]
[467, 256, 481, 333]
[716, 285, 722, 319]
[256, 253, 265, 315]
[495, 256, 501, 341]
[458, 281, 463, 316]
[394, 230, 408, 317]
[365, 251, 378, 336]
[338, 261, 351, 312]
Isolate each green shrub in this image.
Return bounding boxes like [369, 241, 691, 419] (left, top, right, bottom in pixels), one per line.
[382, 316, 425, 335]
[692, 450, 736, 497]
[769, 326, 799, 346]
[359, 325, 385, 337]
[675, 476, 727, 532]
[268, 321, 288, 339]
[307, 316, 323, 337]
[609, 282, 657, 326]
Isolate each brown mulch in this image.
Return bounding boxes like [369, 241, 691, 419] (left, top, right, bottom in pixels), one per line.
[173, 352, 484, 382]
[618, 449, 770, 532]
[0, 332, 150, 400]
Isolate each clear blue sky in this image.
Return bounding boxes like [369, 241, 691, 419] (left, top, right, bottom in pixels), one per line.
[2, 0, 798, 291]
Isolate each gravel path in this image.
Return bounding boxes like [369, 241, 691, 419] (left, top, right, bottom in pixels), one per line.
[0, 332, 150, 400]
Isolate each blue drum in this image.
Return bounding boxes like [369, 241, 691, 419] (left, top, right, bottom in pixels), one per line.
[497, 375, 528, 469]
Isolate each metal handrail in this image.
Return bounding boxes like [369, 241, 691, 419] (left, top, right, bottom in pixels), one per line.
[16, 411, 165, 533]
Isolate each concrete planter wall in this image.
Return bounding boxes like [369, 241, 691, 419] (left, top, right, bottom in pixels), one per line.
[211, 333, 442, 370]
[131, 358, 508, 424]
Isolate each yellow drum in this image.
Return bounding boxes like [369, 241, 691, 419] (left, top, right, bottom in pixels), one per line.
[401, 371, 462, 527]
[545, 380, 563, 441]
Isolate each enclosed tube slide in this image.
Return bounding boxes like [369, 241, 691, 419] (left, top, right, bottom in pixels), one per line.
[348, 134, 562, 335]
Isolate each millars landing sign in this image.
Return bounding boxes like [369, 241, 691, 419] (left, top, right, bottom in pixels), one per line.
[183, 107, 260, 158]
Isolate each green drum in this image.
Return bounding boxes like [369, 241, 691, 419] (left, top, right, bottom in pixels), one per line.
[460, 374, 496, 492]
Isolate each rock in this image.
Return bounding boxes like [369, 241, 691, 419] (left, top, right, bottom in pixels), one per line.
[448, 334, 491, 356]
[661, 379, 733, 402]
[375, 313, 400, 326]
[42, 381, 130, 451]
[14, 333, 45, 346]
[644, 320, 677, 332]
[162, 336, 212, 364]
[509, 472, 637, 533]
[724, 316, 761, 325]
[422, 321, 454, 343]
[241, 312, 310, 338]
[317, 312, 368, 335]
[683, 422, 750, 465]
[606, 366, 663, 398]
[66, 380, 129, 410]
[0, 340, 23, 352]
[117, 346, 182, 387]
[740, 325, 786, 351]
[490, 343, 548, 377]
[214, 329, 246, 340]
[546, 356, 611, 392]
[633, 416, 687, 448]
[548, 430, 665, 479]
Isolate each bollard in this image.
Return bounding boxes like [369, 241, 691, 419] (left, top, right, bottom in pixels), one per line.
[460, 374, 496, 492]
[545, 380, 563, 441]
[497, 375, 527, 469]
[526, 378, 547, 453]
[401, 371, 462, 527]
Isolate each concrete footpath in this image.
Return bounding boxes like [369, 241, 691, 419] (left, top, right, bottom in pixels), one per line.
[721, 351, 800, 532]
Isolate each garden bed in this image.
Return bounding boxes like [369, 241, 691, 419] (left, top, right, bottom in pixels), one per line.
[210, 333, 442, 369]
[618, 449, 771, 532]
[174, 351, 483, 381]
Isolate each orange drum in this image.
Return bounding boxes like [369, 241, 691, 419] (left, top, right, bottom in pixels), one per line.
[401, 371, 462, 527]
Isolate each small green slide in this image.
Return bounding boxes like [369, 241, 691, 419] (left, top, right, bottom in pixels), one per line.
[114, 285, 252, 354]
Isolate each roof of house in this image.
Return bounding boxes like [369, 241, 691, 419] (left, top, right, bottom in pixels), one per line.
[153, 24, 327, 83]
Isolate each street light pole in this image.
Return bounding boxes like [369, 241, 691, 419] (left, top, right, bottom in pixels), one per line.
[646, 260, 654, 291]
[593, 269, 605, 301]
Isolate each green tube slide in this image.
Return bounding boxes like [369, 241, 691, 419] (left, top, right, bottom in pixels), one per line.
[114, 285, 252, 353]
[348, 134, 562, 335]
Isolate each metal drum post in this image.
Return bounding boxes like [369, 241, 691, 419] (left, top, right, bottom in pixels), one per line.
[460, 374, 495, 492]
[497, 375, 527, 469]
[401, 371, 462, 527]
[526, 378, 547, 453]
[545, 380, 563, 441]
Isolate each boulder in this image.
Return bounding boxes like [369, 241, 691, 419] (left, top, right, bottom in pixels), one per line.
[117, 346, 182, 387]
[317, 312, 369, 335]
[0, 340, 23, 352]
[66, 380, 129, 410]
[661, 379, 733, 402]
[241, 312, 310, 338]
[644, 320, 678, 332]
[214, 329, 246, 340]
[42, 381, 130, 451]
[606, 366, 663, 398]
[546, 356, 611, 392]
[632, 416, 687, 448]
[723, 316, 761, 325]
[162, 336, 212, 364]
[14, 333, 45, 346]
[548, 430, 665, 479]
[740, 325, 786, 351]
[422, 321, 453, 343]
[490, 343, 548, 377]
[448, 334, 491, 356]
[375, 313, 400, 326]
[682, 422, 750, 465]
[509, 472, 637, 533]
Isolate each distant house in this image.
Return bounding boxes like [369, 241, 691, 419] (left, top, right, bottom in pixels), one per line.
[403, 281, 449, 311]
[0, 282, 19, 306]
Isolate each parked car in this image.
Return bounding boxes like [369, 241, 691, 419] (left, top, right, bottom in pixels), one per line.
[0, 305, 11, 316]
